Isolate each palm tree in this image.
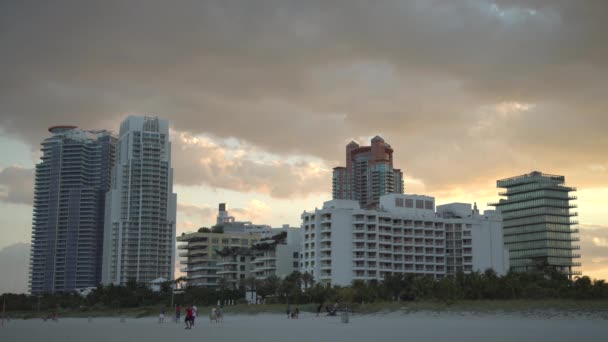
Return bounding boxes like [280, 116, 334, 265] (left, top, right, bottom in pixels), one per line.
[265, 275, 280, 297]
[218, 277, 229, 292]
[245, 276, 257, 303]
[301, 272, 314, 290]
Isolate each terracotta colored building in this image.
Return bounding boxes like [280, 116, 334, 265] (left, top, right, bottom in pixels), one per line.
[332, 136, 404, 209]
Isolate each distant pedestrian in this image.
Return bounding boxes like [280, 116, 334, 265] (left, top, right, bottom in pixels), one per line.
[190, 304, 196, 326]
[210, 307, 217, 323]
[286, 304, 291, 319]
[217, 306, 223, 323]
[294, 307, 300, 319]
[175, 304, 181, 323]
[185, 305, 194, 329]
[159, 306, 165, 324]
[316, 303, 323, 317]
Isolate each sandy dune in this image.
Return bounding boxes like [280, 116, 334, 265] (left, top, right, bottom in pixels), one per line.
[1, 312, 606, 342]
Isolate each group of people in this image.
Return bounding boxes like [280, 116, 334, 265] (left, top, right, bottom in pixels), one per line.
[315, 302, 341, 316]
[166, 304, 222, 329]
[210, 306, 223, 323]
[168, 304, 198, 328]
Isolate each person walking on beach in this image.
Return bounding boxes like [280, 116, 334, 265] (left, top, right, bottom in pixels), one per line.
[159, 306, 165, 324]
[190, 304, 196, 327]
[294, 307, 300, 319]
[175, 304, 181, 323]
[185, 305, 194, 329]
[210, 306, 217, 323]
[316, 303, 323, 317]
[286, 304, 291, 319]
[217, 306, 223, 323]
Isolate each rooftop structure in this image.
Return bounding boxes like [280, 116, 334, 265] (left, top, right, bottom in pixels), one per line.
[216, 203, 274, 238]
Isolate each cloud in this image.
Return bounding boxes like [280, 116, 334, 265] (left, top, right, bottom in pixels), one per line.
[230, 199, 272, 223]
[579, 224, 608, 280]
[592, 237, 608, 248]
[0, 242, 30, 294]
[0, 1, 606, 192]
[172, 131, 330, 198]
[177, 202, 216, 229]
[0, 166, 34, 205]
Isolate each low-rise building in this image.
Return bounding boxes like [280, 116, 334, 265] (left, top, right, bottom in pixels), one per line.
[300, 193, 508, 286]
[178, 202, 302, 288]
[177, 231, 261, 287]
[215, 247, 254, 289]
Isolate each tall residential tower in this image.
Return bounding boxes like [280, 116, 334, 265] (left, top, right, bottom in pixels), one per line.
[490, 171, 580, 277]
[29, 126, 116, 294]
[332, 136, 404, 209]
[102, 116, 177, 285]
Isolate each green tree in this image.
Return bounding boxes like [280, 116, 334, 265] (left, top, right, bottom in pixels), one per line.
[301, 272, 314, 290]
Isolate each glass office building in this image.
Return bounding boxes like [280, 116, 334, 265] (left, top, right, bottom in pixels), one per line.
[490, 171, 581, 277]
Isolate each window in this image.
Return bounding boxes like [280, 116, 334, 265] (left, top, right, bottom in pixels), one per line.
[212, 238, 219, 244]
[293, 252, 299, 259]
[293, 262, 299, 268]
[416, 200, 424, 209]
[425, 201, 434, 210]
[222, 239, 229, 244]
[405, 199, 414, 208]
[240, 257, 245, 262]
[395, 198, 404, 207]
[240, 265, 245, 271]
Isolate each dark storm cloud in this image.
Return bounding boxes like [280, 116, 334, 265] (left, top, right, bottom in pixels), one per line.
[1, 0, 607, 194]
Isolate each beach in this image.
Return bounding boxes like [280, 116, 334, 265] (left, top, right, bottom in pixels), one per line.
[1, 311, 607, 342]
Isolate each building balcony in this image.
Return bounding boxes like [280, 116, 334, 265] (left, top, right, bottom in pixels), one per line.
[216, 270, 238, 275]
[254, 255, 277, 262]
[217, 261, 239, 266]
[253, 265, 277, 272]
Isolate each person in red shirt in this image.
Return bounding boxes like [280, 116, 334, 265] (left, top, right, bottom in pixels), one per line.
[175, 304, 181, 323]
[185, 305, 194, 329]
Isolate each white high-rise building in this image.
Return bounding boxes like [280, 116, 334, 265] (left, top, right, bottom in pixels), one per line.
[102, 116, 177, 285]
[300, 193, 508, 286]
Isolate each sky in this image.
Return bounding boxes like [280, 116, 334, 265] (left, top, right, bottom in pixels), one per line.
[1, 0, 607, 293]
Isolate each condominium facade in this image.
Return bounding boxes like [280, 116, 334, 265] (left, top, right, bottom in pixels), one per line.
[300, 194, 508, 286]
[251, 227, 302, 280]
[177, 231, 261, 287]
[490, 171, 581, 277]
[30, 126, 116, 294]
[102, 116, 177, 285]
[333, 136, 404, 209]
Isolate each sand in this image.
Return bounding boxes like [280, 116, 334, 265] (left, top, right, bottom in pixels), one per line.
[1, 312, 606, 342]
